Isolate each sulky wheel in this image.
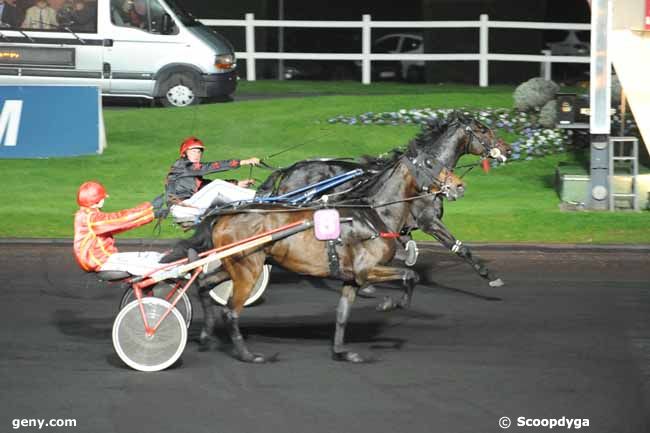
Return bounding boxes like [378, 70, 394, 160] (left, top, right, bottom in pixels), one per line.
[209, 264, 271, 306]
[112, 297, 187, 372]
[119, 282, 192, 328]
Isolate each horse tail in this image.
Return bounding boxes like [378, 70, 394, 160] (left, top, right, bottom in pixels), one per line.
[159, 216, 217, 263]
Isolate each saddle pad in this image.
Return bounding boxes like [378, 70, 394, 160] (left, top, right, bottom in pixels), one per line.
[313, 209, 341, 240]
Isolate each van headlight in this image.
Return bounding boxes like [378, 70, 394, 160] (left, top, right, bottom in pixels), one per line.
[215, 54, 236, 70]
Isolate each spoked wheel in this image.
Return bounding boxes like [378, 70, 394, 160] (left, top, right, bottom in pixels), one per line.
[119, 282, 192, 328]
[209, 265, 271, 306]
[112, 298, 187, 372]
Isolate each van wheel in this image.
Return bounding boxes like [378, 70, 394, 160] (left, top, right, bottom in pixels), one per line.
[159, 73, 201, 107]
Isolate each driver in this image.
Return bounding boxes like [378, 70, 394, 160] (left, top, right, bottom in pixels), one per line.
[73, 181, 167, 275]
[165, 136, 260, 222]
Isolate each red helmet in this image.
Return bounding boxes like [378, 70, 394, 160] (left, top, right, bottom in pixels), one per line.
[77, 181, 108, 207]
[179, 136, 205, 157]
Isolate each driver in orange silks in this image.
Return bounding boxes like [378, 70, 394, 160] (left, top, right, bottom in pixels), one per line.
[73, 181, 167, 275]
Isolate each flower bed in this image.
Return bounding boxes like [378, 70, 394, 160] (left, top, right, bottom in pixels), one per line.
[327, 107, 639, 163]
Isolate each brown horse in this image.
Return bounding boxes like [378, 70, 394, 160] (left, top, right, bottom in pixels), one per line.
[193, 144, 465, 363]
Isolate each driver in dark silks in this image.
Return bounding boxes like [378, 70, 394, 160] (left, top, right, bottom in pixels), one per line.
[73, 181, 167, 275]
[165, 136, 260, 223]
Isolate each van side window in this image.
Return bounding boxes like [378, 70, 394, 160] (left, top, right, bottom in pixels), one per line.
[61, 0, 98, 33]
[111, 0, 177, 35]
[8, 0, 96, 32]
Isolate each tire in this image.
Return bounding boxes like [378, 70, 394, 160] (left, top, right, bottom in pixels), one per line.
[112, 298, 187, 372]
[158, 72, 201, 107]
[209, 264, 271, 307]
[119, 282, 192, 328]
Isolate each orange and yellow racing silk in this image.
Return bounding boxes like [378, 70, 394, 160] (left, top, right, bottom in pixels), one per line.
[73, 202, 154, 272]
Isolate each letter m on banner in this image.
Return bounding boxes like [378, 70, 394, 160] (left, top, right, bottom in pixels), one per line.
[0, 100, 22, 147]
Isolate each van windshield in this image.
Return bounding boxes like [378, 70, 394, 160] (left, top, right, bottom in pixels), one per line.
[160, 0, 199, 26]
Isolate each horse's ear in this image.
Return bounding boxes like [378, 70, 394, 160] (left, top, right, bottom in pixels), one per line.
[406, 140, 418, 157]
[425, 117, 441, 131]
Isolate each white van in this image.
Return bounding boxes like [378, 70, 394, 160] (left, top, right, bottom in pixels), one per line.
[0, 0, 237, 106]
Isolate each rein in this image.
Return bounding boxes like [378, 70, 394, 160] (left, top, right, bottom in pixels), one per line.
[204, 190, 441, 219]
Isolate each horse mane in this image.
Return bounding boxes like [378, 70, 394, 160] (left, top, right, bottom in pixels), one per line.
[410, 116, 449, 150]
[334, 141, 419, 202]
[410, 110, 474, 147]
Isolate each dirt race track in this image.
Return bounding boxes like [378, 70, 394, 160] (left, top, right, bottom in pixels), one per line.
[0, 242, 649, 433]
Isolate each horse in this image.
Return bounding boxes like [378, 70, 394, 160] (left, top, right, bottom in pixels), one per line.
[256, 111, 511, 290]
[170, 142, 465, 362]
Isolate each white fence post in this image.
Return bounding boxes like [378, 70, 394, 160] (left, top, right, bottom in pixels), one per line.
[362, 14, 371, 85]
[479, 14, 488, 87]
[540, 49, 552, 80]
[245, 13, 256, 81]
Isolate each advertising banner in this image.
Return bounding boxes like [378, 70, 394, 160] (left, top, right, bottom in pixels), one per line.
[0, 85, 103, 158]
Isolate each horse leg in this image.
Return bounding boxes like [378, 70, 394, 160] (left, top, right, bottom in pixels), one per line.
[196, 270, 230, 348]
[220, 306, 266, 363]
[331, 284, 365, 363]
[358, 265, 420, 312]
[197, 287, 219, 348]
[220, 254, 271, 363]
[418, 213, 504, 287]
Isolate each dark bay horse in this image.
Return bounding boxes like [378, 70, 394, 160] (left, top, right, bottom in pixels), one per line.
[256, 111, 511, 288]
[177, 144, 465, 363]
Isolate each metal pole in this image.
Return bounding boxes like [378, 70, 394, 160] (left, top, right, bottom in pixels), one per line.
[588, 0, 612, 210]
[540, 49, 552, 81]
[479, 14, 488, 87]
[277, 0, 284, 80]
[620, 89, 626, 136]
[362, 14, 371, 85]
[245, 13, 256, 81]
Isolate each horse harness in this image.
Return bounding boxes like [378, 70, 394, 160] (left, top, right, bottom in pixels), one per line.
[402, 153, 450, 193]
[458, 119, 504, 160]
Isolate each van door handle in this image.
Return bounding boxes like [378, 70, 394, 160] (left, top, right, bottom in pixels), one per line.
[103, 62, 111, 78]
[103, 39, 113, 47]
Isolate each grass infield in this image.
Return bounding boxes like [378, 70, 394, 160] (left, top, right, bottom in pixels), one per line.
[1, 81, 647, 242]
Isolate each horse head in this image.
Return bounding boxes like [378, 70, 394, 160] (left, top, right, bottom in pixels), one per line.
[438, 168, 465, 201]
[450, 112, 512, 162]
[404, 148, 465, 201]
[415, 112, 512, 165]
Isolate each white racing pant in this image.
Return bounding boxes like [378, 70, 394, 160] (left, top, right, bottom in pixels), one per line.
[99, 251, 165, 276]
[170, 179, 256, 221]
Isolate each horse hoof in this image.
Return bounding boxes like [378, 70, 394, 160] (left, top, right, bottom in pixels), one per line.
[489, 278, 504, 288]
[376, 296, 398, 312]
[358, 285, 377, 298]
[239, 352, 269, 363]
[251, 354, 266, 363]
[197, 330, 212, 350]
[332, 351, 365, 363]
[398, 298, 411, 309]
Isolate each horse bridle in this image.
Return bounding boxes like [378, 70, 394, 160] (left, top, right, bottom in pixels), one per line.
[457, 119, 505, 161]
[403, 151, 453, 193]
